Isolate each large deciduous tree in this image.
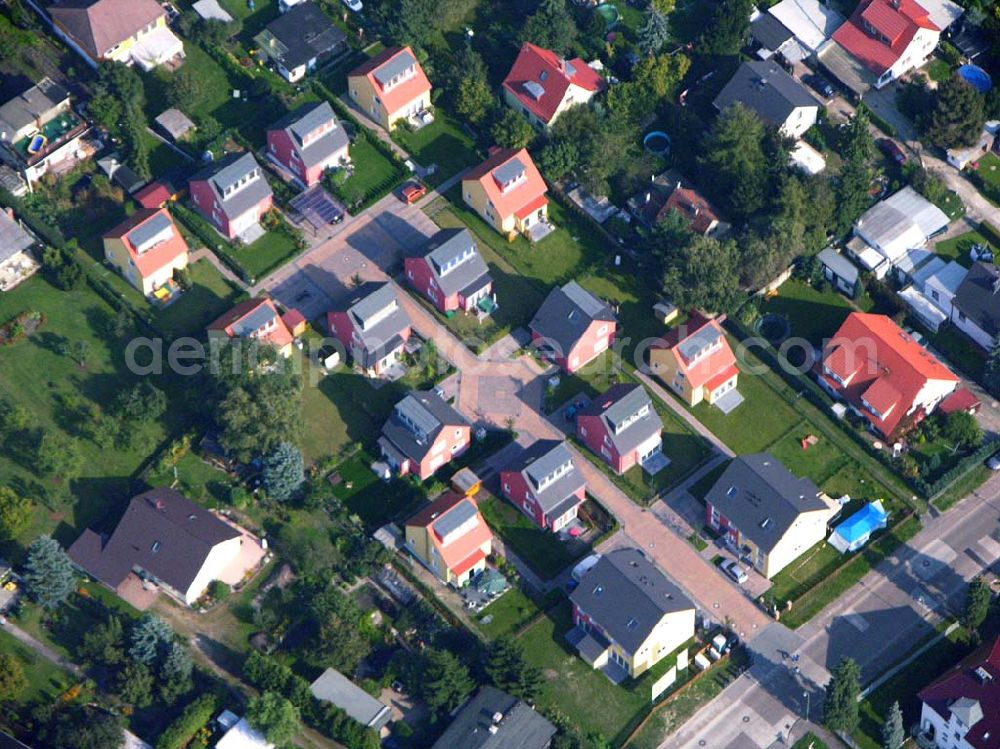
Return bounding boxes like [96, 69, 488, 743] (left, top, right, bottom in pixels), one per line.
[699, 103, 769, 220]
[662, 235, 743, 314]
[700, 0, 754, 55]
[0, 486, 30, 540]
[961, 576, 992, 632]
[522, 0, 577, 54]
[247, 692, 301, 746]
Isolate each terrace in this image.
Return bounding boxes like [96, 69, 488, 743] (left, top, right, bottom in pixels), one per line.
[11, 108, 87, 165]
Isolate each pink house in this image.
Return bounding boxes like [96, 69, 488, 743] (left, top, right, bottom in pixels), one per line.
[404, 228, 494, 314]
[326, 281, 412, 377]
[189, 152, 273, 241]
[576, 384, 664, 475]
[500, 440, 586, 532]
[529, 281, 616, 373]
[379, 391, 472, 480]
[266, 101, 349, 188]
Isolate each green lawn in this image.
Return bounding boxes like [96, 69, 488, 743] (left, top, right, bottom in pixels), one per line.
[145, 43, 234, 124]
[0, 628, 78, 706]
[934, 189, 967, 222]
[934, 230, 997, 268]
[920, 321, 986, 381]
[392, 114, 481, 186]
[476, 586, 545, 639]
[145, 448, 233, 506]
[760, 279, 869, 346]
[791, 734, 830, 749]
[330, 135, 407, 208]
[157, 258, 246, 338]
[976, 153, 1000, 190]
[926, 58, 953, 82]
[329, 452, 426, 528]
[237, 227, 301, 281]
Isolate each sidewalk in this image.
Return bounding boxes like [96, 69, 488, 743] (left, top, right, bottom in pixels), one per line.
[633, 369, 735, 459]
[1, 618, 83, 677]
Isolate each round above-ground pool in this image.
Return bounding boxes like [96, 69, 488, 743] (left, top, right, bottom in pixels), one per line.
[958, 64, 992, 93]
[643, 130, 671, 156]
[755, 313, 791, 344]
[595, 3, 619, 29]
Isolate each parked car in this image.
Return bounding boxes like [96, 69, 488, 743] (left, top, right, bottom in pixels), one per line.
[803, 74, 834, 100]
[877, 138, 907, 165]
[401, 182, 426, 204]
[720, 559, 748, 584]
[987, 451, 1000, 471]
[342, 0, 363, 10]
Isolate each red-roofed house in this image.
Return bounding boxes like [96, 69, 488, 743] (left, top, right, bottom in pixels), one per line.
[103, 208, 189, 296]
[649, 312, 740, 409]
[404, 492, 493, 586]
[627, 171, 727, 237]
[347, 46, 432, 131]
[207, 297, 295, 357]
[816, 312, 959, 438]
[502, 42, 605, 129]
[462, 148, 551, 241]
[917, 636, 1000, 749]
[827, 0, 940, 89]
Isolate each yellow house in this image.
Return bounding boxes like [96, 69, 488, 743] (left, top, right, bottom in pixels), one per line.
[103, 208, 189, 297]
[462, 148, 551, 242]
[347, 46, 432, 131]
[704, 454, 840, 580]
[569, 548, 696, 679]
[649, 311, 741, 409]
[404, 492, 493, 587]
[50, 0, 184, 71]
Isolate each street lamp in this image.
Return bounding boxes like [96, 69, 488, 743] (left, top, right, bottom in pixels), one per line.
[803, 691, 810, 721]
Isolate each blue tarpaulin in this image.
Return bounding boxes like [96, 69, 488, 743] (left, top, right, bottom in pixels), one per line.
[828, 500, 888, 553]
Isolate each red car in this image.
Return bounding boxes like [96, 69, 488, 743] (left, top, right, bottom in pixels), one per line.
[877, 138, 907, 165]
[401, 182, 426, 204]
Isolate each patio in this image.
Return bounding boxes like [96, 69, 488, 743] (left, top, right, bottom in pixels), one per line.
[642, 450, 672, 476]
[525, 221, 556, 243]
[713, 388, 745, 414]
[236, 222, 267, 245]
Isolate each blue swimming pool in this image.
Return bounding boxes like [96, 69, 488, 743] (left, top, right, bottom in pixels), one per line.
[958, 64, 992, 93]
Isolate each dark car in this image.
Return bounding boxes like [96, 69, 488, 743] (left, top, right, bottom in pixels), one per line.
[877, 138, 907, 165]
[803, 74, 835, 100]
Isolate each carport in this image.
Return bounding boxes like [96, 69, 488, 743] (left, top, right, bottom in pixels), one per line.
[289, 185, 344, 235]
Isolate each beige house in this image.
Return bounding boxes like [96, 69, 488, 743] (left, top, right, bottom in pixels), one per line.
[102, 207, 189, 296]
[347, 46, 432, 131]
[462, 147, 550, 242]
[403, 492, 492, 587]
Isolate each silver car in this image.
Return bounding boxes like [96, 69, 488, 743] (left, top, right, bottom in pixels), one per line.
[721, 559, 749, 584]
[987, 452, 1000, 471]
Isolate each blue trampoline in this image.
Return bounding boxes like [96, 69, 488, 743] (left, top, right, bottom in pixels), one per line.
[958, 64, 992, 93]
[828, 500, 888, 553]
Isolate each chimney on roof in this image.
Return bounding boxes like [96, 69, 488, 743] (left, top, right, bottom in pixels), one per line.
[645, 192, 651, 203]
[676, 181, 682, 191]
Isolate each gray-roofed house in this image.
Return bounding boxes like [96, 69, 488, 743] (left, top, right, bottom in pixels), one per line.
[951, 261, 1000, 350]
[405, 228, 496, 315]
[254, 2, 347, 83]
[576, 384, 666, 475]
[154, 108, 195, 142]
[430, 686, 556, 749]
[900, 256, 968, 332]
[530, 281, 616, 373]
[750, 12, 796, 59]
[713, 60, 820, 139]
[67, 488, 244, 605]
[97, 152, 147, 194]
[568, 548, 696, 680]
[379, 391, 472, 480]
[309, 668, 392, 732]
[326, 282, 413, 378]
[500, 440, 587, 531]
[266, 101, 349, 188]
[189, 152, 274, 241]
[705, 453, 838, 579]
[817, 247, 860, 296]
[0, 207, 39, 291]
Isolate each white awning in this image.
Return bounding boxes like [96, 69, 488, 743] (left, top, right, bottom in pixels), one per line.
[130, 27, 185, 72]
[899, 285, 948, 332]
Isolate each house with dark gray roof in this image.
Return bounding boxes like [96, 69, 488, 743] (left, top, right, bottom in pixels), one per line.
[530, 281, 616, 373]
[576, 384, 665, 476]
[750, 12, 796, 59]
[431, 686, 556, 749]
[713, 60, 820, 138]
[705, 454, 838, 579]
[568, 548, 695, 680]
[67, 488, 244, 605]
[405, 228, 495, 315]
[254, 1, 347, 83]
[266, 101, 349, 187]
[326, 282, 412, 377]
[951, 261, 1000, 351]
[189, 152, 274, 241]
[500, 440, 587, 532]
[379, 391, 472, 480]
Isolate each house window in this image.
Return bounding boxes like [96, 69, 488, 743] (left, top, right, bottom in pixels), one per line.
[958, 311, 966, 322]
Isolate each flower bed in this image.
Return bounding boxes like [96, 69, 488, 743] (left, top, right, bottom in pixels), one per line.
[0, 309, 43, 345]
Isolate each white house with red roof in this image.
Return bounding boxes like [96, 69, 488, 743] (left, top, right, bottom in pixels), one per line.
[347, 46, 432, 131]
[102, 207, 189, 296]
[501, 42, 605, 129]
[918, 636, 1000, 749]
[462, 147, 551, 241]
[816, 312, 959, 438]
[207, 297, 295, 357]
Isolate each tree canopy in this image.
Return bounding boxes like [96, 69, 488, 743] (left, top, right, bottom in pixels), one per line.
[23, 535, 75, 609]
[247, 692, 302, 746]
[824, 657, 862, 734]
[926, 75, 988, 149]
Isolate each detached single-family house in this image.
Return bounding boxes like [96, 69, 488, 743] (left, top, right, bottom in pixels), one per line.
[705, 454, 839, 579]
[462, 147, 551, 242]
[500, 440, 586, 532]
[379, 391, 471, 481]
[529, 281, 616, 373]
[0, 78, 90, 185]
[765, 0, 846, 59]
[405, 228, 495, 315]
[626, 170, 727, 237]
[648, 311, 741, 411]
[267, 101, 349, 188]
[713, 61, 820, 139]
[431, 687, 556, 749]
[819, 0, 960, 94]
[0, 208, 39, 292]
[103, 207, 190, 296]
[254, 2, 347, 83]
[215, 711, 273, 749]
[404, 491, 493, 586]
[309, 669, 392, 732]
[951, 261, 1000, 350]
[899, 256, 967, 332]
[208, 297, 295, 357]
[67, 488, 244, 606]
[845, 186, 950, 280]
[326, 282, 412, 377]
[917, 636, 1000, 749]
[568, 548, 696, 680]
[818, 247, 861, 296]
[347, 46, 432, 131]
[817, 312, 959, 438]
[501, 42, 605, 129]
[49, 0, 185, 70]
[576, 384, 665, 476]
[189, 152, 274, 241]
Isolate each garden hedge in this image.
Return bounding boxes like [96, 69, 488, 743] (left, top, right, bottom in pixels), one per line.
[155, 693, 219, 749]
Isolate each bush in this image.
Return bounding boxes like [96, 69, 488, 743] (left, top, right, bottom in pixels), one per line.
[155, 693, 219, 749]
[857, 102, 897, 137]
[208, 580, 230, 602]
